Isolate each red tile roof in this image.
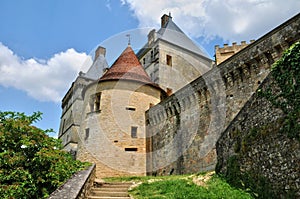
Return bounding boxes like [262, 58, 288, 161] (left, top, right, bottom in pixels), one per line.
[99, 45, 153, 84]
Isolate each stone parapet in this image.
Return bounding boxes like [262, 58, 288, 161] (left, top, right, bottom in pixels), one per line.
[48, 164, 96, 199]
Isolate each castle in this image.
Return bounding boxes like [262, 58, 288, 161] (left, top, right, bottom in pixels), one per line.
[59, 13, 300, 179]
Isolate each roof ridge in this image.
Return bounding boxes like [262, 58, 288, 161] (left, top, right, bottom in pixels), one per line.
[157, 17, 209, 58]
[99, 46, 154, 84]
[83, 54, 108, 80]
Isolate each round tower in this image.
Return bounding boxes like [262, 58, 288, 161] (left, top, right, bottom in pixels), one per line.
[77, 45, 165, 178]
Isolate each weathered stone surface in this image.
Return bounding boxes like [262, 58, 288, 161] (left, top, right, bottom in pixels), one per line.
[216, 74, 300, 198]
[48, 164, 96, 199]
[146, 13, 300, 175]
[77, 79, 163, 178]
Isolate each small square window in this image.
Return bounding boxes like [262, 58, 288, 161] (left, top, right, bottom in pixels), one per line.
[131, 126, 137, 138]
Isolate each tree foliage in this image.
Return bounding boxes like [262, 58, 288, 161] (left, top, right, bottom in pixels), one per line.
[0, 111, 89, 199]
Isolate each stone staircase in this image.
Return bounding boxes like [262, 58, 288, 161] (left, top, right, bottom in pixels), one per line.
[87, 182, 133, 199]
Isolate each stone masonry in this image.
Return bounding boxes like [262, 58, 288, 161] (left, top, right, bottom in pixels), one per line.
[215, 40, 255, 65]
[216, 73, 300, 197]
[145, 13, 300, 175]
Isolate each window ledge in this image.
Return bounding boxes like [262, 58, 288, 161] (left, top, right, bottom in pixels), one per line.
[87, 110, 101, 116]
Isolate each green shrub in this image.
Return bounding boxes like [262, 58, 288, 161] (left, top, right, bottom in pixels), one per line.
[0, 111, 90, 199]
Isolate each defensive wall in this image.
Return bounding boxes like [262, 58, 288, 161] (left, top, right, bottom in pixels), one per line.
[216, 72, 300, 197]
[145, 13, 300, 175]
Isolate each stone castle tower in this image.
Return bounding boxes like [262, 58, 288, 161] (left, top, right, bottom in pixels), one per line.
[137, 13, 213, 95]
[76, 45, 165, 177]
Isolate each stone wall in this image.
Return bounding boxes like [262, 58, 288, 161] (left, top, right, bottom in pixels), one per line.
[48, 164, 96, 199]
[216, 74, 300, 198]
[59, 76, 94, 151]
[146, 13, 300, 175]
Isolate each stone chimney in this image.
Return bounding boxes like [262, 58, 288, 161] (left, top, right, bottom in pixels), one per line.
[94, 46, 106, 62]
[161, 13, 172, 28]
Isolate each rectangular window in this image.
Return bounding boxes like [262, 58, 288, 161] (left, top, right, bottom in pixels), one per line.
[131, 126, 137, 138]
[126, 107, 136, 111]
[166, 55, 172, 66]
[95, 93, 101, 111]
[125, 148, 138, 152]
[90, 93, 101, 112]
[85, 128, 90, 140]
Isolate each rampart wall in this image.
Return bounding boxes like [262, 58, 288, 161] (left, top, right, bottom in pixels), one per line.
[216, 73, 300, 198]
[145, 13, 300, 175]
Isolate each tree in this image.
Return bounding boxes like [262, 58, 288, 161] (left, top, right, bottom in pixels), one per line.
[0, 111, 89, 199]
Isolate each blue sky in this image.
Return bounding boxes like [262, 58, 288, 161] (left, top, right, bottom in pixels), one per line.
[0, 0, 299, 137]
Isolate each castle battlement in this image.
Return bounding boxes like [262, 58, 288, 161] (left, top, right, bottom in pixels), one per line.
[215, 40, 255, 50]
[215, 40, 255, 65]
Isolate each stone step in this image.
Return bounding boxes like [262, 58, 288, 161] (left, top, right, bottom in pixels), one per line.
[94, 187, 129, 192]
[87, 182, 132, 199]
[90, 190, 129, 197]
[101, 183, 132, 188]
[87, 196, 131, 199]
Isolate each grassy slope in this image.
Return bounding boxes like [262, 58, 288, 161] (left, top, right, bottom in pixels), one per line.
[104, 172, 253, 199]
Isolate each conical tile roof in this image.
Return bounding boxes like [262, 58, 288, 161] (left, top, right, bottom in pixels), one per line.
[99, 45, 153, 84]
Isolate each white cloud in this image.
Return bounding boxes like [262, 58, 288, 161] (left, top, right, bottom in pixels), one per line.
[121, 0, 300, 42]
[0, 43, 92, 103]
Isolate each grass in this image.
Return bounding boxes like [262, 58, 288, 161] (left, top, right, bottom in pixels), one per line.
[104, 172, 253, 199]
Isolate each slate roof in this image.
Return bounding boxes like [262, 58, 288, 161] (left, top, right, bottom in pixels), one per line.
[99, 45, 154, 84]
[83, 54, 108, 80]
[156, 16, 209, 58]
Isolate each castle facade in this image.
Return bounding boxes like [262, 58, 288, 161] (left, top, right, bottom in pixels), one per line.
[59, 13, 300, 178]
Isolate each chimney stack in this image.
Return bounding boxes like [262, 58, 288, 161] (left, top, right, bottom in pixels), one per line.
[94, 46, 106, 62]
[161, 13, 172, 28]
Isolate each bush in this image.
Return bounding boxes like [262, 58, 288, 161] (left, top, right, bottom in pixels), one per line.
[0, 111, 89, 199]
